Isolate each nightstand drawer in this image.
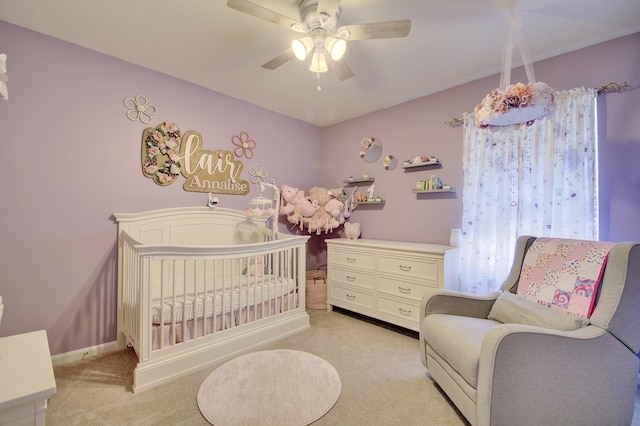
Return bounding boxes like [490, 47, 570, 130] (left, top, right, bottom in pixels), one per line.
[377, 254, 439, 281]
[330, 285, 375, 310]
[376, 276, 432, 302]
[376, 295, 420, 323]
[330, 267, 374, 290]
[330, 249, 374, 270]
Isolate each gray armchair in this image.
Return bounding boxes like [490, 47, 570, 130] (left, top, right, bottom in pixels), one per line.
[420, 236, 640, 426]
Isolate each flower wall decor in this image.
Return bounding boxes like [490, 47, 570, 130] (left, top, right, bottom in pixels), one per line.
[232, 131, 256, 159]
[124, 95, 157, 124]
[248, 163, 268, 185]
[138, 121, 251, 194]
[141, 121, 182, 186]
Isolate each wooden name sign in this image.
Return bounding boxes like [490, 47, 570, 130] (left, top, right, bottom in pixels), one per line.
[142, 122, 250, 195]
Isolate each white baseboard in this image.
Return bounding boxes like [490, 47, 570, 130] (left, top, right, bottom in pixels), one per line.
[51, 340, 120, 367]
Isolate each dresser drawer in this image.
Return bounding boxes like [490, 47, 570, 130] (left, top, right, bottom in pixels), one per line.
[330, 284, 375, 310]
[376, 295, 420, 324]
[376, 276, 432, 302]
[377, 254, 439, 282]
[330, 266, 374, 290]
[329, 249, 374, 270]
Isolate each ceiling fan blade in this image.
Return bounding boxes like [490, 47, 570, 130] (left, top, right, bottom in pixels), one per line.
[227, 0, 303, 32]
[338, 19, 411, 40]
[328, 58, 354, 81]
[261, 48, 295, 70]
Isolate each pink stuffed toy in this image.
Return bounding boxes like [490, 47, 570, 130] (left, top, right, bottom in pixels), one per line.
[247, 256, 263, 276]
[344, 222, 361, 239]
[279, 184, 299, 215]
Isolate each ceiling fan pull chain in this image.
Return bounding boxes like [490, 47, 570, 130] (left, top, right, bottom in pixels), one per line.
[316, 73, 322, 92]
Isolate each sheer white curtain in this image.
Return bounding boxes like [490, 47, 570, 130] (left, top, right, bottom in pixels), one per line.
[460, 87, 599, 294]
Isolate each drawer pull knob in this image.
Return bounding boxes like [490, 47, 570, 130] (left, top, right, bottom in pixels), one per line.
[399, 265, 412, 272]
[399, 307, 412, 316]
[398, 286, 411, 294]
[346, 294, 356, 300]
[346, 276, 356, 281]
[346, 257, 356, 263]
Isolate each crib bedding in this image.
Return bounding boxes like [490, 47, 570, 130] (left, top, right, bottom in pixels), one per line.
[150, 275, 297, 325]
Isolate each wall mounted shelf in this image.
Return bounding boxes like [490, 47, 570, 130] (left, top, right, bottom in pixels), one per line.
[343, 177, 375, 184]
[412, 188, 456, 194]
[401, 159, 441, 169]
[356, 199, 385, 205]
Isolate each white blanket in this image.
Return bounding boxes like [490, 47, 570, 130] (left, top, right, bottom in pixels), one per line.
[150, 275, 296, 325]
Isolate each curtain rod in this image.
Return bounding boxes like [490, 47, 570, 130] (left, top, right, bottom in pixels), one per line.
[444, 81, 630, 128]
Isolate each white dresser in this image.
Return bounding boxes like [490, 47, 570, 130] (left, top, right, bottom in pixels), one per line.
[326, 238, 459, 331]
[0, 330, 56, 426]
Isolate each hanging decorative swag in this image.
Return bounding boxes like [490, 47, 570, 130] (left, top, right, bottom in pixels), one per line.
[474, 12, 556, 128]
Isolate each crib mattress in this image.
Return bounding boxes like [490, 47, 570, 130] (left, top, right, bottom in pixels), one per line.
[150, 275, 297, 325]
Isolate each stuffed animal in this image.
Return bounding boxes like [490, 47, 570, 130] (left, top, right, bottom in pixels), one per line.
[304, 187, 340, 233]
[279, 184, 353, 234]
[247, 256, 263, 276]
[344, 222, 361, 239]
[324, 198, 344, 221]
[298, 198, 319, 218]
[307, 186, 333, 207]
[279, 184, 299, 215]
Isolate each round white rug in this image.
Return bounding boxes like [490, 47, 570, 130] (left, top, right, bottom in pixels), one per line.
[197, 349, 342, 425]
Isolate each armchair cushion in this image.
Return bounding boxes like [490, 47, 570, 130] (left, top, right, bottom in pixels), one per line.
[423, 314, 500, 389]
[487, 291, 590, 331]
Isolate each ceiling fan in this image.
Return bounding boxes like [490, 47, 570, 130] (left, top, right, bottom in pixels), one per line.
[226, 0, 411, 81]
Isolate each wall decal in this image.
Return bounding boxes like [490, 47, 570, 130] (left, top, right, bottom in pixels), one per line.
[142, 121, 182, 186]
[141, 123, 250, 195]
[232, 131, 256, 159]
[124, 95, 157, 124]
[179, 130, 250, 195]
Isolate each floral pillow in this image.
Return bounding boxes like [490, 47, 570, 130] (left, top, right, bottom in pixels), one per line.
[516, 238, 614, 319]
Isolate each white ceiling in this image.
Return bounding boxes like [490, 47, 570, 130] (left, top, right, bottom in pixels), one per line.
[1, 0, 639, 127]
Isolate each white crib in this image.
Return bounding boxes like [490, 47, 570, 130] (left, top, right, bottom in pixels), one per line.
[114, 207, 310, 392]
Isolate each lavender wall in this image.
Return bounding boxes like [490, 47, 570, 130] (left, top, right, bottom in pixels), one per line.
[0, 21, 321, 354]
[320, 32, 640, 255]
[1, 19, 638, 356]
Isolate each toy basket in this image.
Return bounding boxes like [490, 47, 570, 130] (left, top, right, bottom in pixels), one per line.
[305, 265, 327, 310]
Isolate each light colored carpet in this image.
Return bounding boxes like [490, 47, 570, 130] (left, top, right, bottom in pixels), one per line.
[46, 308, 640, 425]
[197, 349, 341, 425]
[48, 309, 467, 425]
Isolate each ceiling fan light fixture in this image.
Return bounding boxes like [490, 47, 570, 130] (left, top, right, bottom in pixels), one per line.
[309, 51, 328, 73]
[292, 37, 313, 61]
[325, 37, 347, 61]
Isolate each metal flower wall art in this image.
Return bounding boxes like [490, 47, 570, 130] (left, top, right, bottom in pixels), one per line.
[232, 131, 257, 159]
[124, 95, 158, 124]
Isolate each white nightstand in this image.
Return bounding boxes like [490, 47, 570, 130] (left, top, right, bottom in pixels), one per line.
[0, 330, 57, 425]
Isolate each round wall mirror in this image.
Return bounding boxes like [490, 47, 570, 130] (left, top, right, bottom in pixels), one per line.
[359, 137, 383, 163]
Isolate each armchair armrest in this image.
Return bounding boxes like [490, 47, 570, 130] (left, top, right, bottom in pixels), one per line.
[421, 288, 500, 320]
[477, 324, 639, 426]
